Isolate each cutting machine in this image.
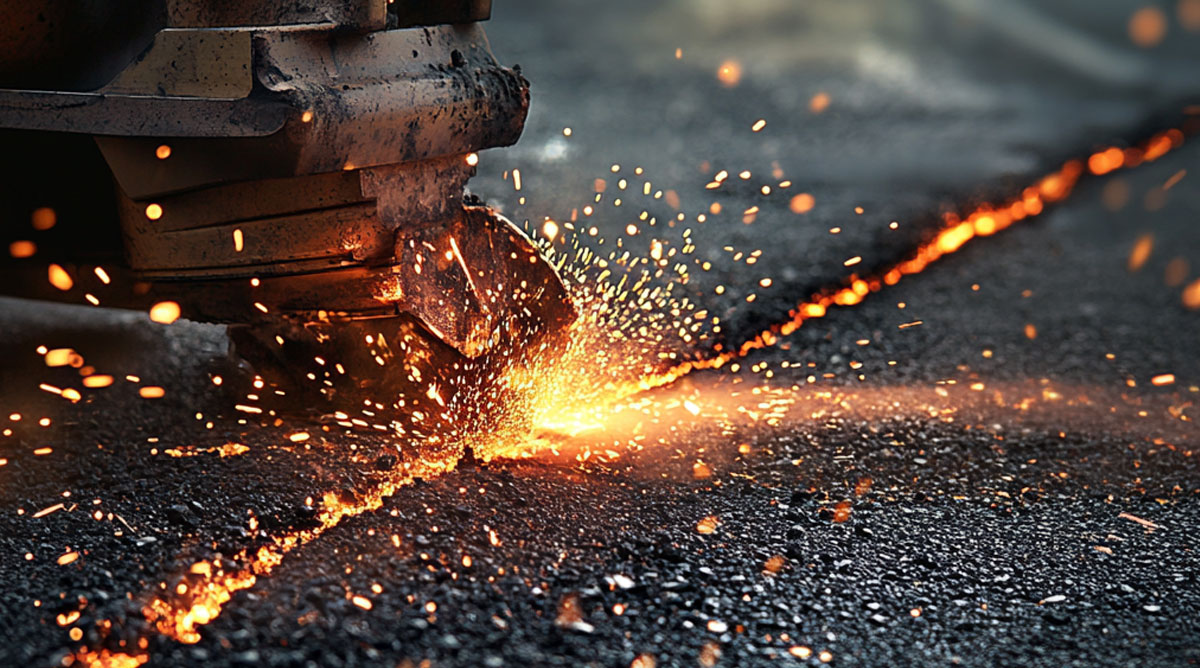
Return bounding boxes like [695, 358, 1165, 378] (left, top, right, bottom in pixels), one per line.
[0, 0, 574, 420]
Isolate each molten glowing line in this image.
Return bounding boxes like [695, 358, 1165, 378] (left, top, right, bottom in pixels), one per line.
[75, 458, 453, 667]
[620, 129, 1184, 398]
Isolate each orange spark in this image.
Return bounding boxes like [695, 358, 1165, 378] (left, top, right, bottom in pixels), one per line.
[31, 207, 56, 230]
[1151, 374, 1175, 386]
[809, 92, 831, 113]
[9, 240, 35, 258]
[789, 193, 815, 214]
[1127, 234, 1154, 272]
[716, 60, 742, 87]
[1183, 278, 1200, 309]
[149, 301, 181, 325]
[1129, 6, 1167, 47]
[48, 264, 73, 291]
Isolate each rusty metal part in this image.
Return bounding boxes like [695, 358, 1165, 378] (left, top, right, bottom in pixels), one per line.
[227, 208, 573, 434]
[0, 0, 492, 92]
[140, 206, 574, 357]
[5, 24, 527, 175]
[113, 156, 471, 277]
[0, 0, 575, 422]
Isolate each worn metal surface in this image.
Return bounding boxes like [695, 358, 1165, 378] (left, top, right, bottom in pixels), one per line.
[113, 157, 465, 275]
[0, 0, 165, 91]
[103, 30, 255, 98]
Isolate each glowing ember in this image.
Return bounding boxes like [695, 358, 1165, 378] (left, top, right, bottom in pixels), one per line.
[716, 60, 742, 87]
[48, 264, 73, 291]
[73, 650, 148, 668]
[763, 555, 786, 574]
[1128, 6, 1168, 47]
[788, 193, 815, 214]
[631, 653, 657, 668]
[83, 375, 114, 389]
[31, 207, 56, 231]
[1128, 234, 1154, 271]
[149, 301, 181, 325]
[44, 348, 80, 367]
[9, 240, 35, 258]
[809, 92, 831, 113]
[1182, 278, 1200, 309]
[1183, 0, 1200, 30]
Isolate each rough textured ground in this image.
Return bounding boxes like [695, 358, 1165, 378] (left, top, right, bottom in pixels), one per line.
[2, 1, 1199, 666]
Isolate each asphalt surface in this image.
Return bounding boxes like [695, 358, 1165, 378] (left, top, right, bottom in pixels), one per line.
[3, 1, 1200, 666]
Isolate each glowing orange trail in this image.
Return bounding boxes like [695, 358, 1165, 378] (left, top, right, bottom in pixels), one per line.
[73, 460, 449, 667]
[623, 128, 1185, 396]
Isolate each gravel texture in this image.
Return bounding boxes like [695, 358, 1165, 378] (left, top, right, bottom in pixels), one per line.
[1, 1, 1198, 666]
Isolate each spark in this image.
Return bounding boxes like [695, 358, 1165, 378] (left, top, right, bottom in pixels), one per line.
[447, 237, 478, 297]
[1183, 278, 1200, 309]
[1129, 6, 1167, 47]
[9, 240, 35, 258]
[48, 264, 73, 291]
[32, 207, 56, 230]
[32, 503, 64, 518]
[1151, 374, 1175, 386]
[809, 92, 830, 113]
[149, 301, 181, 325]
[44, 348, 79, 367]
[716, 60, 742, 87]
[788, 193, 815, 214]
[1128, 234, 1154, 271]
